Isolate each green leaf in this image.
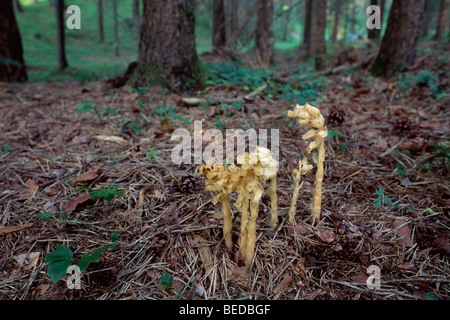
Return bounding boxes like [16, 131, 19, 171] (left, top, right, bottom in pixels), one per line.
[426, 292, 439, 300]
[384, 197, 393, 205]
[36, 212, 53, 221]
[45, 244, 73, 264]
[373, 198, 382, 208]
[89, 186, 125, 203]
[375, 187, 384, 197]
[45, 244, 74, 283]
[160, 273, 173, 290]
[327, 131, 346, 139]
[77, 242, 117, 273]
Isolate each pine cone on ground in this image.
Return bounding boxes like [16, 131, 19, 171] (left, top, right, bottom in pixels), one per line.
[179, 175, 196, 194]
[327, 106, 346, 125]
[393, 116, 412, 133]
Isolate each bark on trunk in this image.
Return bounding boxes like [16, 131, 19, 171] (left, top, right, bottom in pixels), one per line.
[370, 0, 427, 76]
[331, 0, 342, 43]
[132, 0, 141, 33]
[129, 0, 206, 91]
[113, 0, 119, 56]
[227, 0, 238, 51]
[434, 0, 448, 39]
[212, 0, 226, 54]
[255, 0, 274, 65]
[303, 0, 312, 49]
[306, 0, 326, 56]
[0, 0, 27, 82]
[98, 0, 104, 43]
[55, 0, 68, 70]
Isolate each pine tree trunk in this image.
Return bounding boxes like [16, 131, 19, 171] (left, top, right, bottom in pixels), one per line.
[331, 0, 342, 43]
[132, 0, 140, 33]
[98, 0, 104, 43]
[307, 0, 326, 56]
[129, 0, 206, 91]
[212, 0, 226, 54]
[420, 0, 431, 38]
[227, 0, 238, 51]
[255, 0, 274, 65]
[113, 0, 119, 56]
[434, 0, 448, 39]
[0, 0, 27, 82]
[281, 0, 292, 41]
[55, 0, 68, 70]
[303, 0, 312, 49]
[370, 0, 427, 76]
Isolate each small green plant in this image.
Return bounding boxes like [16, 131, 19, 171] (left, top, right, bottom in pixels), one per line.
[327, 130, 345, 139]
[88, 186, 125, 202]
[396, 163, 405, 177]
[77, 100, 118, 120]
[213, 116, 227, 131]
[373, 187, 393, 208]
[1, 144, 12, 155]
[77, 100, 99, 115]
[146, 147, 160, 163]
[131, 86, 149, 95]
[121, 120, 144, 136]
[153, 104, 191, 125]
[45, 235, 118, 283]
[396, 70, 443, 99]
[160, 273, 173, 290]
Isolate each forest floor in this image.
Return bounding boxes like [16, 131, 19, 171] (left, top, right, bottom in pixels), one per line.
[0, 41, 449, 300]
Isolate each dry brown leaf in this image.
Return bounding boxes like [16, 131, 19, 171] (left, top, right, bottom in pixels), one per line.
[315, 229, 336, 243]
[0, 223, 33, 234]
[36, 284, 50, 296]
[393, 221, 414, 247]
[13, 252, 40, 269]
[21, 179, 38, 197]
[62, 193, 91, 214]
[274, 274, 292, 295]
[73, 166, 100, 184]
[93, 135, 128, 145]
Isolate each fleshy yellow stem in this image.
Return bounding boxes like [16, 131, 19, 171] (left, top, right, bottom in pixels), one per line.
[238, 197, 249, 261]
[245, 188, 263, 266]
[266, 177, 278, 229]
[222, 193, 233, 250]
[288, 169, 301, 224]
[311, 140, 325, 223]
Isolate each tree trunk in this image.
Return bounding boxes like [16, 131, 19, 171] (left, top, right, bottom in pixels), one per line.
[212, 0, 226, 54]
[306, 0, 326, 56]
[98, 0, 104, 43]
[255, 0, 274, 65]
[129, 0, 206, 91]
[370, 0, 427, 76]
[434, 0, 448, 39]
[303, 0, 312, 49]
[420, 0, 432, 37]
[113, 0, 119, 56]
[132, 0, 140, 33]
[281, 0, 292, 41]
[227, 0, 238, 51]
[13, 0, 23, 13]
[55, 0, 68, 70]
[331, 0, 342, 43]
[0, 0, 27, 82]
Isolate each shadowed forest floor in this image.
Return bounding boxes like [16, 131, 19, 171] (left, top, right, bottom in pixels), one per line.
[0, 41, 449, 300]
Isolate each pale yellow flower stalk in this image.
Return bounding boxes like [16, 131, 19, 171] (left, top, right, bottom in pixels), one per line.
[245, 186, 264, 266]
[288, 103, 328, 224]
[288, 157, 313, 223]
